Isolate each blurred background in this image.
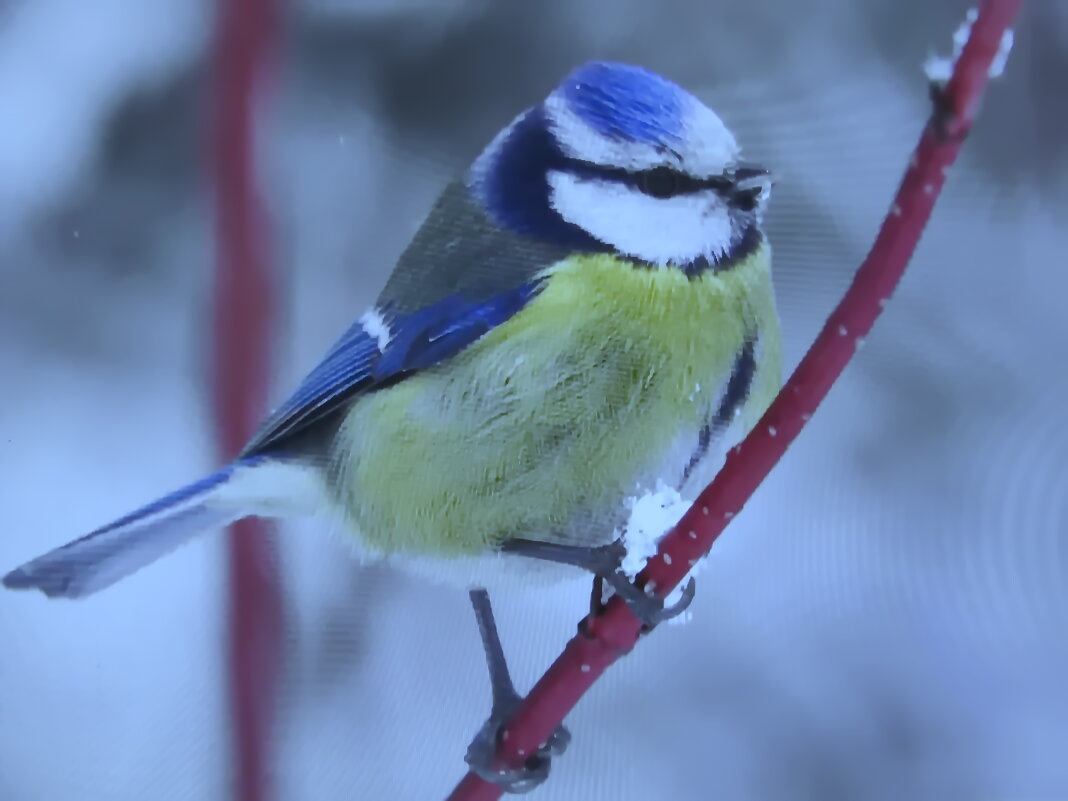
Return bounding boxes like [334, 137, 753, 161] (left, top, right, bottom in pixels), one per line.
[1, 0, 1065, 799]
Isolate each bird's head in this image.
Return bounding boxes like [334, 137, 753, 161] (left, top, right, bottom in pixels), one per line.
[469, 61, 771, 272]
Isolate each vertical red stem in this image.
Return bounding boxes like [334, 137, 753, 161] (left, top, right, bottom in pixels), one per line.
[211, 1, 280, 800]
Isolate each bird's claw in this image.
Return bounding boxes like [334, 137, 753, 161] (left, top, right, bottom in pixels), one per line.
[602, 570, 697, 632]
[498, 536, 698, 631]
[582, 540, 697, 631]
[464, 708, 570, 794]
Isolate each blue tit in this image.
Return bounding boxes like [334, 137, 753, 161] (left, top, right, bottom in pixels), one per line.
[3, 60, 781, 604]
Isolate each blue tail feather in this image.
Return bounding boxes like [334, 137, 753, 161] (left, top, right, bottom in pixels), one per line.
[3, 457, 267, 599]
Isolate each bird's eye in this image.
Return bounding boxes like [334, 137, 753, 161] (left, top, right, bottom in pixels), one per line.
[732, 187, 763, 212]
[639, 166, 683, 199]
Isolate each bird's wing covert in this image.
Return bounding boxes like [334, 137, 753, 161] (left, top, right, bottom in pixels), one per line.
[241, 182, 568, 456]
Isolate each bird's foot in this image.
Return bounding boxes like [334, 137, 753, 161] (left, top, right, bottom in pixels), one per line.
[465, 588, 570, 793]
[464, 700, 570, 793]
[500, 538, 696, 631]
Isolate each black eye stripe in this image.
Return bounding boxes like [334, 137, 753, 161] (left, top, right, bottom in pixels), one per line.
[645, 167, 737, 196]
[560, 158, 738, 199]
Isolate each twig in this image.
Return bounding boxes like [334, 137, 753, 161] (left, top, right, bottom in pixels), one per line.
[210, 1, 281, 800]
[445, 1, 1022, 798]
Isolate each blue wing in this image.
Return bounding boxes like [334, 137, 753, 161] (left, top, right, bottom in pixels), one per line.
[241, 280, 543, 457]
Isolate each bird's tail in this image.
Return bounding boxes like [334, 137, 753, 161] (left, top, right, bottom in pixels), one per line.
[3, 455, 321, 599]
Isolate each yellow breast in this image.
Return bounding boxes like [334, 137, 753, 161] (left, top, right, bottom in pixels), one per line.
[333, 247, 781, 558]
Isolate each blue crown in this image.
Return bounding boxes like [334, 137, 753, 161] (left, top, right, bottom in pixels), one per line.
[558, 61, 686, 146]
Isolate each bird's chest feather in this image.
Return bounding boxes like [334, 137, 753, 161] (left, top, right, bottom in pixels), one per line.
[335, 251, 779, 557]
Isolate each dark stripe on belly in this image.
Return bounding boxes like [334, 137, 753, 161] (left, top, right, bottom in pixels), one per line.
[682, 337, 757, 482]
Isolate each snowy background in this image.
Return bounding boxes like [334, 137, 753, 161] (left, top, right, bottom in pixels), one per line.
[1, 0, 1066, 799]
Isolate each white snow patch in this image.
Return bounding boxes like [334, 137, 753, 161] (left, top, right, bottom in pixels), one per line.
[924, 8, 1014, 84]
[616, 482, 705, 625]
[618, 482, 690, 577]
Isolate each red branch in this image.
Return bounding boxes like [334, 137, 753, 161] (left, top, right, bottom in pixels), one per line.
[446, 1, 1022, 798]
[210, 1, 280, 801]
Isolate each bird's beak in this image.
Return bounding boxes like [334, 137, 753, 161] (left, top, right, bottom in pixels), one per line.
[730, 162, 773, 190]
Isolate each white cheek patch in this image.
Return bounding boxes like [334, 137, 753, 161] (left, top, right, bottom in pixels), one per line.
[547, 170, 734, 266]
[359, 308, 392, 351]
